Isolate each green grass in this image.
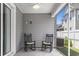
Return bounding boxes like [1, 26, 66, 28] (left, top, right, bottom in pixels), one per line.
[57, 47, 79, 56]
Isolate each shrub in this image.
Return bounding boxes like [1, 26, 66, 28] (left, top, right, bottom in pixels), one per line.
[64, 36, 68, 47]
[64, 36, 72, 47]
[70, 39, 72, 47]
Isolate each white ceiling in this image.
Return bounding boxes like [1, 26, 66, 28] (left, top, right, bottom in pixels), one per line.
[15, 3, 55, 13]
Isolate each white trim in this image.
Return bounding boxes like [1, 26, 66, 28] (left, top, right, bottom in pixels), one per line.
[1, 3, 16, 56]
[73, 6, 76, 48]
[4, 51, 13, 56]
[4, 3, 13, 56]
[74, 7, 76, 31]
[68, 4, 70, 56]
[1, 3, 3, 56]
[13, 4, 16, 55]
[6, 3, 16, 56]
[52, 3, 66, 17]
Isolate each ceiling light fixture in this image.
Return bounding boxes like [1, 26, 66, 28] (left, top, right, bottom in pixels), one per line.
[33, 4, 40, 9]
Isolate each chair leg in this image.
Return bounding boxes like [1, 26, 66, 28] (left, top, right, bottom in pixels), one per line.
[50, 45, 52, 52]
[42, 44, 46, 51]
[41, 44, 43, 50]
[31, 44, 33, 50]
[24, 44, 27, 51]
[33, 43, 36, 50]
[45, 45, 46, 49]
[31, 45, 32, 49]
[41, 44, 44, 51]
[31, 44, 36, 51]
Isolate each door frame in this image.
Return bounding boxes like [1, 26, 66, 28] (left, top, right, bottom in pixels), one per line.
[1, 3, 16, 56]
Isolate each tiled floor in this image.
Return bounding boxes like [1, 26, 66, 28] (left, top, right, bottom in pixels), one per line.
[14, 48, 63, 56]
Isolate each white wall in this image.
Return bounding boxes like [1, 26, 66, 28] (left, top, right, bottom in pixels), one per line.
[23, 14, 54, 47]
[16, 7, 24, 51]
[57, 30, 79, 40]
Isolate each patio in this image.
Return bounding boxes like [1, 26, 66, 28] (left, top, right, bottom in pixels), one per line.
[15, 48, 63, 56]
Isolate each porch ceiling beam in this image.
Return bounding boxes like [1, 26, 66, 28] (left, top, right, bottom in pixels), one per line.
[51, 3, 66, 17]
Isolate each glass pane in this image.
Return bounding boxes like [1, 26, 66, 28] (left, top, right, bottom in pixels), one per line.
[56, 4, 69, 56]
[0, 3, 1, 56]
[3, 4, 11, 55]
[70, 3, 79, 56]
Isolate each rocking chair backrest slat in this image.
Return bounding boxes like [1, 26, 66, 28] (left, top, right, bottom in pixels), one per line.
[45, 34, 53, 43]
[24, 33, 32, 42]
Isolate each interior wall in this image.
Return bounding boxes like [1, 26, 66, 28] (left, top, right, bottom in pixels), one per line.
[16, 7, 24, 51]
[23, 14, 54, 47]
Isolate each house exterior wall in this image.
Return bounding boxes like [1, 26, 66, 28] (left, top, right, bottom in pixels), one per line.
[62, 9, 79, 31]
[23, 14, 54, 47]
[76, 20, 79, 30]
[62, 17, 68, 31]
[76, 9, 79, 30]
[62, 10, 75, 31]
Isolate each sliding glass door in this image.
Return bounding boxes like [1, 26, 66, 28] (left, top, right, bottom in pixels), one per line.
[70, 3, 79, 56]
[56, 3, 79, 56]
[56, 4, 69, 56]
[3, 4, 11, 55]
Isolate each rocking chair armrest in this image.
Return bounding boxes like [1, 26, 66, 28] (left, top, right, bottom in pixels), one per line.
[24, 41, 27, 43]
[24, 41, 27, 45]
[42, 41, 44, 44]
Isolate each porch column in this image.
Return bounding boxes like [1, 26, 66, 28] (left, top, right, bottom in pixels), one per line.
[51, 17, 57, 48]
